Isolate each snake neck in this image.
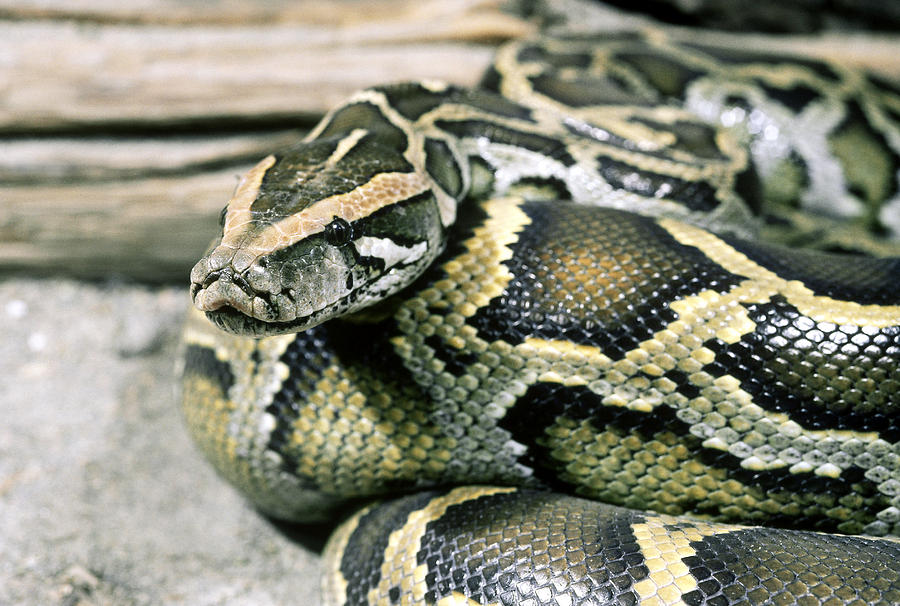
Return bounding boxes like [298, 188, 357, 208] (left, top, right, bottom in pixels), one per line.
[189, 80, 761, 337]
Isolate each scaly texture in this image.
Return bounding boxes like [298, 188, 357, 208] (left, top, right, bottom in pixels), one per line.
[182, 32, 900, 605]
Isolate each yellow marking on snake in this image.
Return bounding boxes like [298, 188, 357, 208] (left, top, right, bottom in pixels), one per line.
[632, 516, 744, 606]
[326, 128, 370, 166]
[321, 503, 370, 605]
[220, 154, 276, 242]
[659, 217, 900, 326]
[368, 486, 516, 605]
[226, 171, 432, 268]
[181, 32, 900, 605]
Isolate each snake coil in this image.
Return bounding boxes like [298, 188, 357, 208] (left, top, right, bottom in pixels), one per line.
[182, 33, 900, 605]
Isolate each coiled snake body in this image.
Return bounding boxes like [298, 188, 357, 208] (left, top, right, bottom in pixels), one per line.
[182, 33, 900, 605]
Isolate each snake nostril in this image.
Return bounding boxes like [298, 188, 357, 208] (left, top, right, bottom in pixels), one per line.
[201, 269, 227, 289]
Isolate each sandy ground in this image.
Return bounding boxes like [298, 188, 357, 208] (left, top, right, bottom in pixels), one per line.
[0, 278, 327, 606]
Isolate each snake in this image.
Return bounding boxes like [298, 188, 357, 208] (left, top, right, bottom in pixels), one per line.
[180, 31, 900, 605]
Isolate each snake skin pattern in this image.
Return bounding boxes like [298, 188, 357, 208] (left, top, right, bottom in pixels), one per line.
[182, 32, 900, 605]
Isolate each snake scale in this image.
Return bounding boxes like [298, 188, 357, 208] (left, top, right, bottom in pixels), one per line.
[181, 31, 900, 605]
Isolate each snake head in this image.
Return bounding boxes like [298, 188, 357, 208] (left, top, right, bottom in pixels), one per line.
[190, 137, 445, 337]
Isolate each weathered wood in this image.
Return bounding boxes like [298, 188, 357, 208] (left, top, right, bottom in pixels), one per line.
[0, 0, 535, 282]
[1, 0, 898, 284]
[1, 168, 247, 283]
[0, 20, 528, 132]
[0, 0, 531, 27]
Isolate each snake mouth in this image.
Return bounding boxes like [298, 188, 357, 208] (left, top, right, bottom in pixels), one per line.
[202, 304, 321, 337]
[190, 267, 357, 337]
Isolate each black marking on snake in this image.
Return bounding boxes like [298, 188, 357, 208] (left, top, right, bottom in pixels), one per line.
[415, 490, 648, 605]
[733, 158, 763, 215]
[423, 335, 477, 376]
[683, 527, 900, 604]
[830, 100, 900, 206]
[500, 382, 694, 491]
[679, 43, 843, 83]
[531, 71, 658, 106]
[507, 175, 572, 200]
[703, 296, 900, 440]
[699, 446, 887, 532]
[376, 83, 448, 121]
[252, 140, 337, 213]
[478, 64, 502, 93]
[515, 43, 592, 68]
[183, 344, 234, 392]
[467, 204, 744, 358]
[756, 81, 823, 113]
[435, 119, 578, 166]
[721, 235, 900, 304]
[867, 73, 900, 98]
[340, 490, 447, 606]
[500, 380, 888, 531]
[663, 367, 702, 399]
[563, 118, 641, 149]
[631, 117, 729, 161]
[350, 191, 443, 249]
[456, 88, 537, 122]
[379, 83, 535, 123]
[255, 135, 414, 215]
[565, 115, 726, 163]
[264, 326, 334, 464]
[612, 51, 706, 98]
[424, 137, 463, 199]
[265, 320, 429, 478]
[317, 101, 409, 152]
[597, 156, 725, 212]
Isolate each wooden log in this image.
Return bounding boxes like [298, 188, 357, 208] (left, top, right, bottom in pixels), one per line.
[1, 0, 898, 283]
[0, 0, 535, 282]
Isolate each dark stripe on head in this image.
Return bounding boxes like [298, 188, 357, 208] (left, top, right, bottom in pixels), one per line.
[317, 101, 408, 152]
[252, 135, 415, 217]
[358, 190, 443, 247]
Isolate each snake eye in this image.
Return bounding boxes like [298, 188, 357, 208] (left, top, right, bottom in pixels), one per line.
[324, 217, 353, 246]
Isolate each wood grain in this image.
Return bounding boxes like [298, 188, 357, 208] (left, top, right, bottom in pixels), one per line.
[1, 0, 898, 283]
[0, 0, 534, 282]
